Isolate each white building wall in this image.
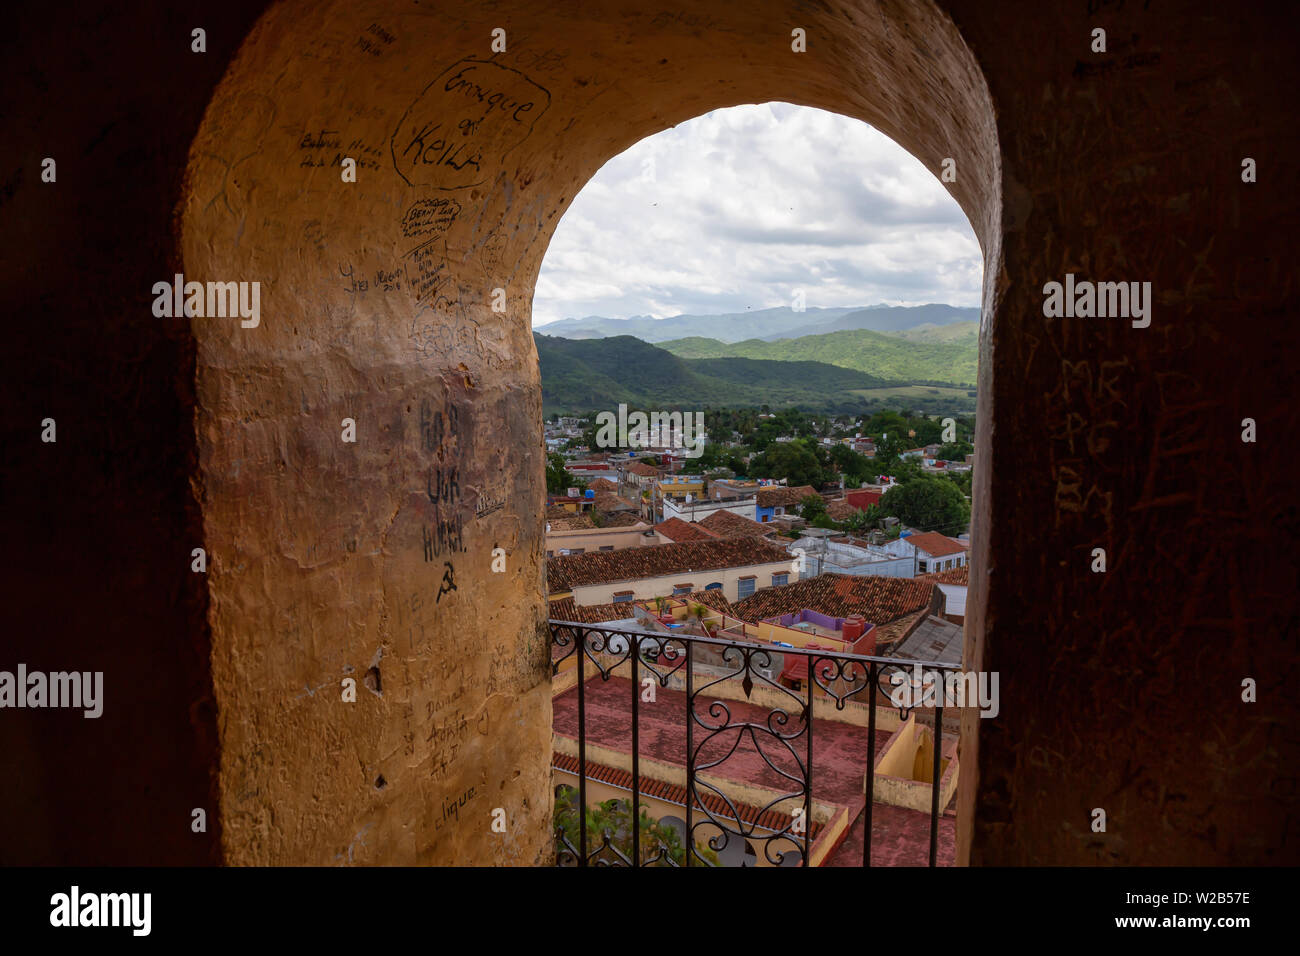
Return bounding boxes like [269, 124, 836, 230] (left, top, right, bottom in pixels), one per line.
[661, 498, 757, 523]
[786, 537, 915, 578]
[938, 584, 967, 617]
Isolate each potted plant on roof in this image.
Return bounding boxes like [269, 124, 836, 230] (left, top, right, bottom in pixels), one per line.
[689, 601, 716, 637]
[653, 595, 673, 626]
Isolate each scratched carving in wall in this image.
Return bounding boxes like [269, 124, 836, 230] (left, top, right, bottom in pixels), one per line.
[420, 398, 469, 562]
[391, 58, 551, 189]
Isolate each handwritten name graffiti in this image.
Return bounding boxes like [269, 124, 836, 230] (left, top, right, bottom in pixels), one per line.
[300, 129, 342, 149]
[401, 197, 461, 239]
[356, 22, 396, 57]
[420, 400, 469, 559]
[302, 220, 326, 253]
[341, 262, 405, 296]
[404, 239, 453, 305]
[299, 129, 384, 171]
[391, 58, 551, 189]
[435, 787, 480, 828]
[419, 400, 461, 457]
[488, 33, 571, 77]
[426, 707, 468, 750]
[427, 465, 460, 504]
[422, 515, 467, 559]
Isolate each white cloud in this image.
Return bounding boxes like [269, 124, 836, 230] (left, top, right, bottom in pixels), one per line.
[531, 102, 982, 327]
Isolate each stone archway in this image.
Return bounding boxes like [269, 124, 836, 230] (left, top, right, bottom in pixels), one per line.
[180, 0, 1000, 865]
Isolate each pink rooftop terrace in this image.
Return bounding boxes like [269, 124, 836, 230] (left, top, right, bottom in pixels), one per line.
[553, 674, 955, 866]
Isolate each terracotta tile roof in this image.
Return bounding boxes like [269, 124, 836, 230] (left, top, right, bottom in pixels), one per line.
[588, 477, 619, 493]
[904, 532, 968, 558]
[654, 517, 718, 542]
[869, 607, 930, 647]
[698, 510, 773, 537]
[730, 573, 935, 628]
[680, 588, 736, 615]
[552, 752, 823, 840]
[548, 596, 639, 624]
[547, 538, 794, 592]
[919, 565, 969, 585]
[546, 510, 595, 531]
[593, 491, 638, 512]
[825, 499, 864, 521]
[624, 462, 661, 478]
[756, 485, 819, 508]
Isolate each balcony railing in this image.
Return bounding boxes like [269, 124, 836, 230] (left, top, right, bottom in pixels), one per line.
[549, 619, 961, 867]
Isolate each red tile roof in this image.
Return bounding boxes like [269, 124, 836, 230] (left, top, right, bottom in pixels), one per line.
[548, 596, 640, 624]
[552, 752, 823, 840]
[757, 485, 819, 508]
[547, 538, 794, 592]
[624, 462, 661, 478]
[698, 510, 773, 537]
[680, 588, 736, 615]
[593, 491, 639, 512]
[825, 499, 864, 521]
[600, 512, 649, 528]
[904, 532, 968, 558]
[730, 573, 936, 627]
[869, 608, 930, 647]
[919, 565, 970, 585]
[588, 477, 619, 493]
[546, 509, 595, 531]
[654, 517, 718, 543]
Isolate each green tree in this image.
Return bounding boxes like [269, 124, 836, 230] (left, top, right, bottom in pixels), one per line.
[935, 441, 973, 462]
[751, 441, 824, 487]
[799, 494, 827, 522]
[546, 452, 582, 495]
[844, 503, 890, 535]
[944, 467, 973, 498]
[879, 476, 970, 533]
[828, 444, 872, 484]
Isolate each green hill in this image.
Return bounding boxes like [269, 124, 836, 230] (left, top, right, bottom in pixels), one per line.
[657, 326, 978, 385]
[534, 334, 895, 415]
[884, 320, 979, 345]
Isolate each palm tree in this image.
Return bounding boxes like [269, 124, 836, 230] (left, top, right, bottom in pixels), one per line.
[555, 793, 718, 866]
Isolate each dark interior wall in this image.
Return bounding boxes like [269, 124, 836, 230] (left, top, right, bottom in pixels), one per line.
[950, 1, 1300, 864]
[0, 0, 269, 865]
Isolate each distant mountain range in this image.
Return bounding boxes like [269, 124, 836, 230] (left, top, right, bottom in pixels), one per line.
[659, 323, 979, 385]
[535, 303, 979, 344]
[535, 334, 893, 415]
[536, 320, 980, 415]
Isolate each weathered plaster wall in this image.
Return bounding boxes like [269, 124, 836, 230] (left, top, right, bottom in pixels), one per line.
[179, 0, 997, 866]
[2, 0, 1295, 866]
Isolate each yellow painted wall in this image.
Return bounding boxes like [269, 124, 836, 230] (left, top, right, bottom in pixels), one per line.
[545, 523, 652, 555]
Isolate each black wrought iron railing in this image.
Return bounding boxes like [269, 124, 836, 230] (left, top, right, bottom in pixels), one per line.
[549, 619, 961, 867]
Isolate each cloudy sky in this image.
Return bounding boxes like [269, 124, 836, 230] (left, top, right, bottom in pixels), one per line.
[531, 102, 981, 327]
